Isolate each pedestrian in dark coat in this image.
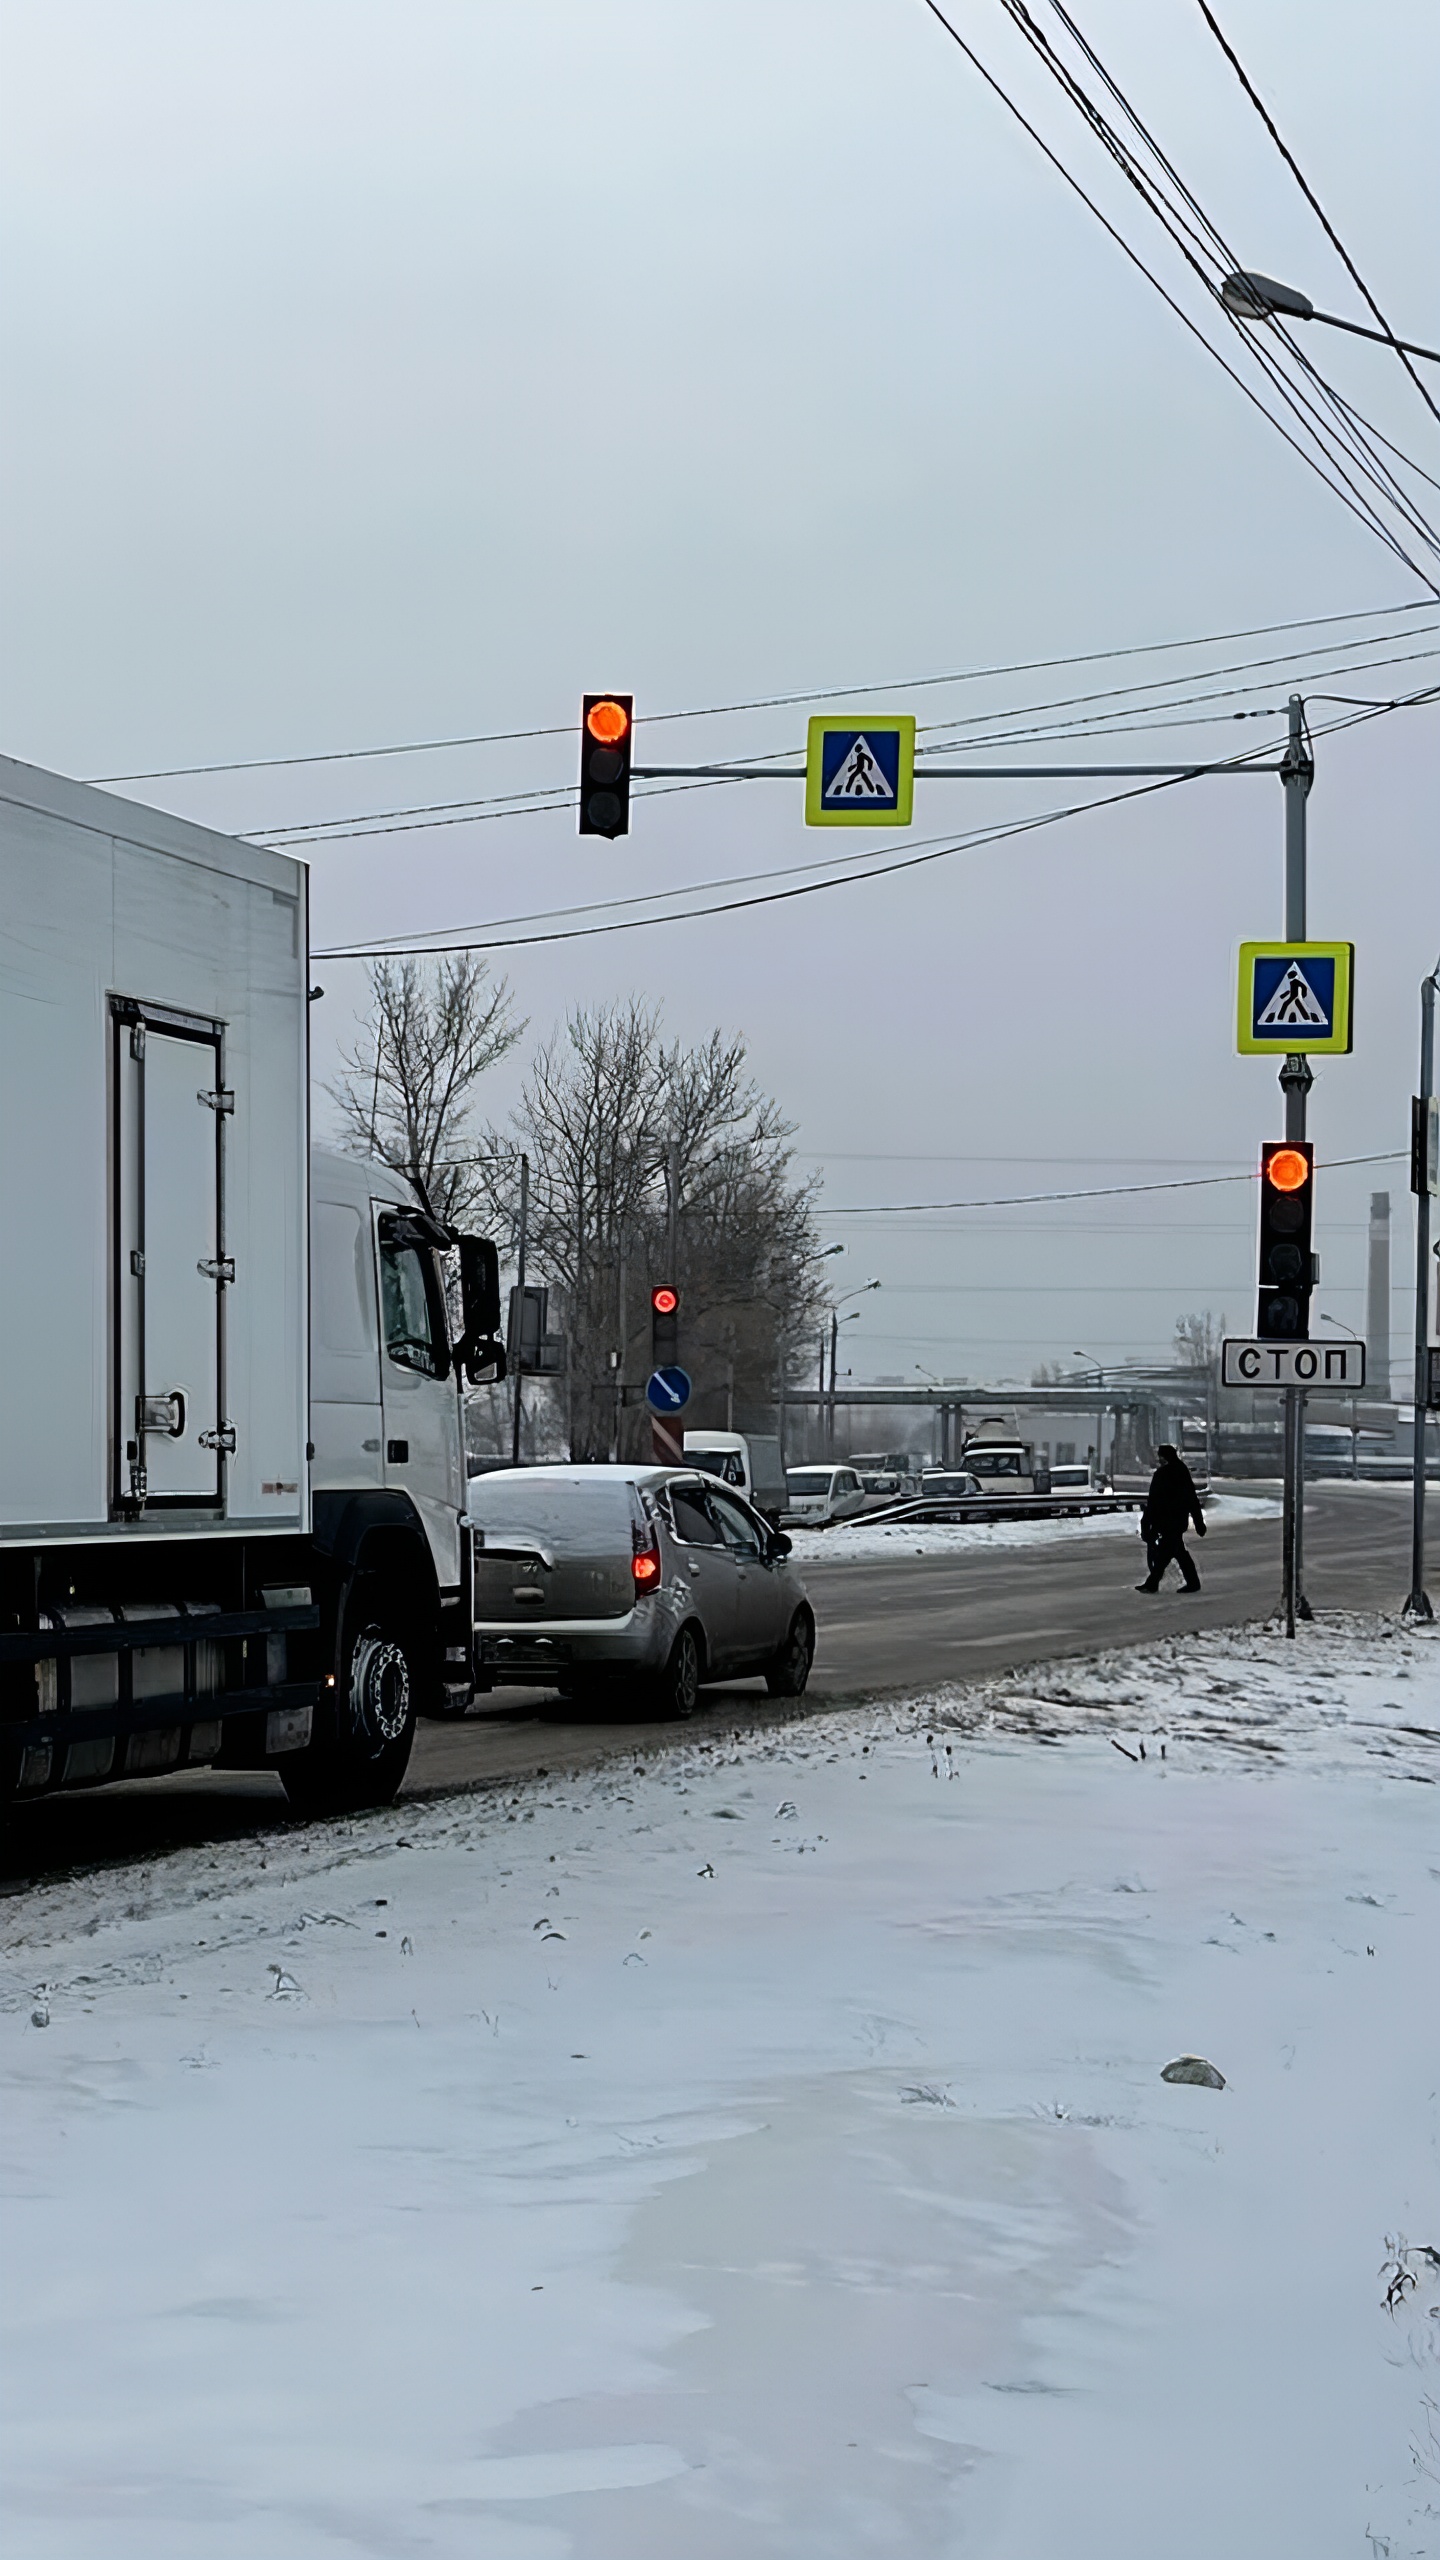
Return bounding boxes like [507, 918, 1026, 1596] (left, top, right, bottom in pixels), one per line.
[1137, 1444, 1207, 1592]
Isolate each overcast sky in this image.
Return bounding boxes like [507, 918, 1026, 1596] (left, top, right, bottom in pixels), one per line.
[4, 0, 1437, 1385]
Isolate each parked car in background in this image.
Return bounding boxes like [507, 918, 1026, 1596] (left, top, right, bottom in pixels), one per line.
[467, 1466, 814, 1716]
[1046, 1461, 1097, 1492]
[683, 1431, 786, 1523]
[782, 1465, 868, 1527]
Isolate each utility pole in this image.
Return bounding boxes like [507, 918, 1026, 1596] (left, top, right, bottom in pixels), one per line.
[509, 1152, 529, 1467]
[827, 1308, 838, 1454]
[1405, 962, 1439, 1618]
[1278, 694, 1315, 1636]
[666, 1134, 679, 1282]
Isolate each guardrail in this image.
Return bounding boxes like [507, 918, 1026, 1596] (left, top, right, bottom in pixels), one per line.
[813, 1490, 1147, 1532]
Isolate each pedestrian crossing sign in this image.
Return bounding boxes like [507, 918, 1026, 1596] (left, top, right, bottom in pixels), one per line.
[805, 715, 916, 826]
[1237, 941, 1354, 1054]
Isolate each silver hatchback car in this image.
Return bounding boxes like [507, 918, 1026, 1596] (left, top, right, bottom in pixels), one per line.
[467, 1465, 815, 1717]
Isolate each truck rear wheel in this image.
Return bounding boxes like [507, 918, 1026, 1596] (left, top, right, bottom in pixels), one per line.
[282, 1574, 417, 1815]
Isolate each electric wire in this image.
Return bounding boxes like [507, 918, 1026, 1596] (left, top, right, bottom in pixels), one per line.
[310, 677, 1438, 960]
[262, 624, 1440, 845]
[1037, 0, 1440, 522]
[818, 1149, 1404, 1216]
[993, 1, 1440, 567]
[84, 599, 1431, 785]
[916, 1, 1440, 591]
[1194, 0, 1440, 432]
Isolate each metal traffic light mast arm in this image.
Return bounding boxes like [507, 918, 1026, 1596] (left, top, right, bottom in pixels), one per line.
[633, 759, 1288, 780]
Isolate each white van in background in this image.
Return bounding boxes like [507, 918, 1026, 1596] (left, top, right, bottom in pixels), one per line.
[781, 1465, 868, 1528]
[683, 1432, 787, 1524]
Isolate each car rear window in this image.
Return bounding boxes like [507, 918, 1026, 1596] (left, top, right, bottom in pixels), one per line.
[468, 1476, 636, 1545]
[786, 1470, 833, 1493]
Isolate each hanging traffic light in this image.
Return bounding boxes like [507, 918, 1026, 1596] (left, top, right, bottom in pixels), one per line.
[578, 693, 633, 838]
[1256, 1142, 1315, 1339]
[651, 1282, 679, 1365]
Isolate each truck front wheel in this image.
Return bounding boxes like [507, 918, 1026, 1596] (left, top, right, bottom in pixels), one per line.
[282, 1574, 417, 1815]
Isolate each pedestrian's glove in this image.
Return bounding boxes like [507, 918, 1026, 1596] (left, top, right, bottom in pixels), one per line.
[1196, 1520, 1208, 1537]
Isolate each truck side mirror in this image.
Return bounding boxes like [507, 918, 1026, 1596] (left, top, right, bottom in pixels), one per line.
[458, 1236, 502, 1338]
[462, 1338, 508, 1387]
[452, 1237, 506, 1384]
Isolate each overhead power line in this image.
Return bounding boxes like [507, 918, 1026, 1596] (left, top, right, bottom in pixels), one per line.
[820, 1149, 1405, 1216]
[917, 1, 1440, 592]
[309, 677, 1438, 962]
[1194, 0, 1440, 433]
[265, 623, 1440, 846]
[84, 598, 1430, 786]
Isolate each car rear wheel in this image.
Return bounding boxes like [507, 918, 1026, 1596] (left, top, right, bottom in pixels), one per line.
[765, 1611, 814, 1699]
[649, 1625, 701, 1721]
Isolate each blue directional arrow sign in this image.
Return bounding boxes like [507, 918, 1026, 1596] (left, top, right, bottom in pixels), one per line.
[646, 1365, 692, 1413]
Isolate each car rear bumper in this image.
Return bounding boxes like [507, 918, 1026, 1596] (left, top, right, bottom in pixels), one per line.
[474, 1599, 677, 1684]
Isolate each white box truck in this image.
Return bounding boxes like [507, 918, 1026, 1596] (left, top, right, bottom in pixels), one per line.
[0, 757, 505, 1816]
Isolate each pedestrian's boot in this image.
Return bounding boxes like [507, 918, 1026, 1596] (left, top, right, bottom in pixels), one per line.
[1135, 1578, 1161, 1593]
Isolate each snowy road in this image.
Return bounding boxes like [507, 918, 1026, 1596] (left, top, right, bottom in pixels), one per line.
[3, 1614, 1439, 2557]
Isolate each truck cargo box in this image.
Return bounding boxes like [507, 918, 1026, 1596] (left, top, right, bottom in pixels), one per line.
[0, 756, 308, 1545]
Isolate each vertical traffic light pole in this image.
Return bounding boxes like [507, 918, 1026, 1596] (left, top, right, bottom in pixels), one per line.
[510, 1152, 529, 1467]
[1405, 964, 1438, 1619]
[1278, 696, 1315, 1636]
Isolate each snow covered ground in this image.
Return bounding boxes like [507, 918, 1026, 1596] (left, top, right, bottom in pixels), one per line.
[3, 1612, 1438, 2559]
[788, 1488, 1280, 1564]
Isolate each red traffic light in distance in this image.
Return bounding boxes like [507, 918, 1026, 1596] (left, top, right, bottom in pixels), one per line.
[651, 1285, 679, 1316]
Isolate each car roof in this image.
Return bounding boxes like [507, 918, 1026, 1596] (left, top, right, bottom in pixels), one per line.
[471, 1463, 719, 1490]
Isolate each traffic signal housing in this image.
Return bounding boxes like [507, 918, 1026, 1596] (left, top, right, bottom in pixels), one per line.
[651, 1282, 679, 1366]
[579, 693, 633, 838]
[1256, 1142, 1315, 1339]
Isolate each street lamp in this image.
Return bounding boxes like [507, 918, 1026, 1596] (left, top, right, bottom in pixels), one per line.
[1073, 1350, 1107, 1489]
[826, 1280, 880, 1453]
[1320, 1315, 1363, 1479]
[1220, 269, 1440, 365]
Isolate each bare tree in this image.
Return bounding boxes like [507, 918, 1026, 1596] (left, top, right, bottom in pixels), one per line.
[1173, 1309, 1227, 1371]
[328, 955, 523, 1226]
[479, 1000, 824, 1460]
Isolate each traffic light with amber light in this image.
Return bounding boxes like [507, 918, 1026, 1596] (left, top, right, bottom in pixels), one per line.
[651, 1283, 679, 1366]
[579, 694, 633, 837]
[1256, 1142, 1315, 1338]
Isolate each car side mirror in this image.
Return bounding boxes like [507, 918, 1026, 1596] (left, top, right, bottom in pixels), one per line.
[768, 1529, 792, 1559]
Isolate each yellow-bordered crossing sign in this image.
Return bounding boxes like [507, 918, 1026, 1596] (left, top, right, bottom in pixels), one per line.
[1237, 941, 1354, 1054]
[805, 715, 915, 826]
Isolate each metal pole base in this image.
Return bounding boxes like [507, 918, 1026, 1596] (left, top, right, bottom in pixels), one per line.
[1402, 1589, 1434, 1621]
[1296, 1593, 1314, 1621]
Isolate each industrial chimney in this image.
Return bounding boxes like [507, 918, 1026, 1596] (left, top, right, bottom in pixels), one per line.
[1365, 1192, 1391, 1401]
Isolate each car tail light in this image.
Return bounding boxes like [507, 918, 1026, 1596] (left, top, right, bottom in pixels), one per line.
[632, 1520, 662, 1590]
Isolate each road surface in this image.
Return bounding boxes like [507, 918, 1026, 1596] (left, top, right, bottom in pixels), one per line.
[2, 1482, 1416, 1881]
